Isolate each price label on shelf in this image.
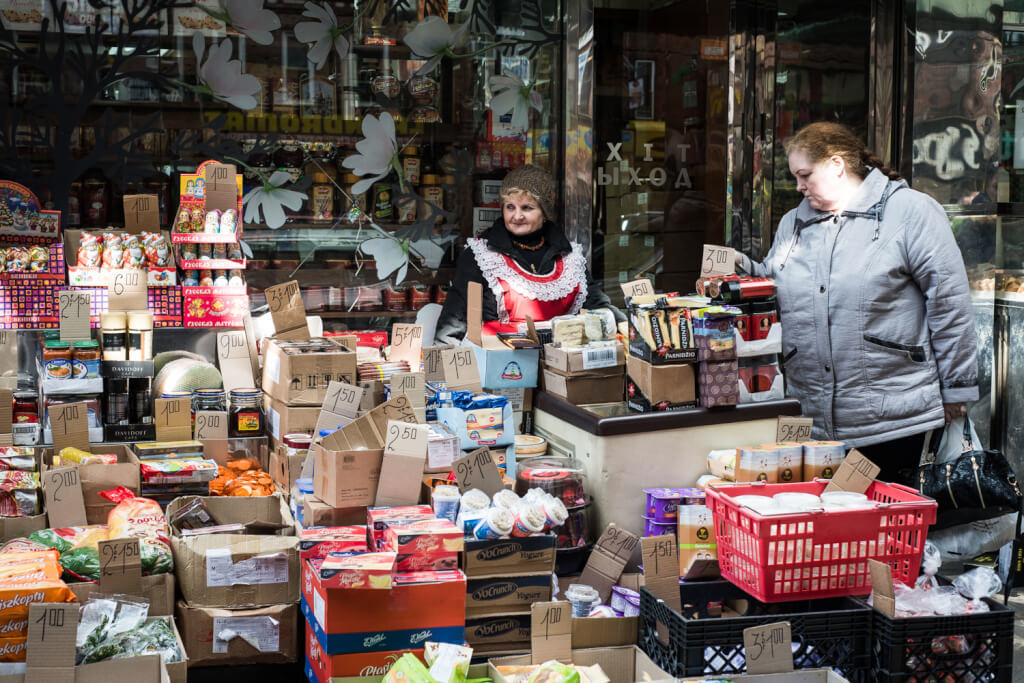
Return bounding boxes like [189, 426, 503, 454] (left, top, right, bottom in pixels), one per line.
[776, 416, 813, 443]
[204, 162, 238, 213]
[619, 278, 655, 299]
[123, 194, 159, 234]
[58, 290, 91, 342]
[453, 447, 503, 497]
[442, 347, 482, 392]
[266, 280, 308, 340]
[108, 269, 147, 311]
[195, 410, 229, 441]
[700, 244, 736, 277]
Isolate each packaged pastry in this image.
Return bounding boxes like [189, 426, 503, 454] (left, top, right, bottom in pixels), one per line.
[174, 207, 192, 232]
[220, 208, 238, 234]
[299, 526, 368, 559]
[139, 458, 219, 485]
[5, 248, 28, 272]
[318, 552, 396, 589]
[55, 447, 117, 466]
[204, 209, 222, 233]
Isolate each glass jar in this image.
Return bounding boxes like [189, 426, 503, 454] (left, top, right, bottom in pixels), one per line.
[42, 341, 72, 380]
[283, 433, 313, 459]
[128, 310, 153, 361]
[105, 378, 129, 425]
[101, 311, 127, 361]
[372, 182, 394, 221]
[192, 388, 226, 413]
[229, 388, 265, 437]
[130, 377, 152, 424]
[311, 172, 334, 221]
[72, 340, 101, 379]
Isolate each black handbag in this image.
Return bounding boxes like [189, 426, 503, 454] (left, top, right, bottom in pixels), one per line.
[918, 418, 1022, 530]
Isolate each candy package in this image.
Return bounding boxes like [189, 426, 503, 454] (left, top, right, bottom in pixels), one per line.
[0, 472, 39, 518]
[5, 247, 27, 272]
[121, 235, 146, 269]
[0, 447, 37, 472]
[27, 246, 48, 272]
[139, 458, 219, 485]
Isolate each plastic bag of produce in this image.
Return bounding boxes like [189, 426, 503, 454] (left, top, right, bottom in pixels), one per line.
[77, 596, 182, 665]
[101, 487, 173, 576]
[384, 653, 435, 683]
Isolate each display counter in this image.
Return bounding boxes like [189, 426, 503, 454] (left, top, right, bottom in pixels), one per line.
[532, 392, 802, 537]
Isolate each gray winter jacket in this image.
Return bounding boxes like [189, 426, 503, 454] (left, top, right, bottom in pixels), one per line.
[739, 169, 978, 447]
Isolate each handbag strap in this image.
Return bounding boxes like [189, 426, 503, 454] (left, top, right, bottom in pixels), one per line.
[922, 416, 976, 466]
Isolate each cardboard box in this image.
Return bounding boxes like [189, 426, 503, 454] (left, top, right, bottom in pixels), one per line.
[269, 440, 305, 495]
[626, 355, 696, 406]
[465, 613, 531, 647]
[166, 494, 299, 608]
[626, 309, 698, 366]
[465, 573, 553, 618]
[302, 559, 466, 654]
[542, 369, 624, 405]
[69, 573, 176, 617]
[543, 344, 625, 377]
[683, 673, 851, 682]
[465, 282, 540, 390]
[435, 402, 516, 451]
[262, 337, 357, 406]
[301, 497, 366, 528]
[489, 645, 673, 683]
[42, 444, 141, 525]
[265, 396, 321, 442]
[304, 623, 423, 682]
[176, 601, 299, 668]
[424, 422, 460, 473]
[0, 513, 46, 542]
[462, 536, 557, 578]
[571, 616, 638, 650]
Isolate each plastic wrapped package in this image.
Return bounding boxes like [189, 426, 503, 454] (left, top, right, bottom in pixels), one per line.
[101, 486, 173, 576]
[0, 472, 39, 517]
[77, 597, 183, 665]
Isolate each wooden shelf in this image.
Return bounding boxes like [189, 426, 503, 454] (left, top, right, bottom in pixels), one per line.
[314, 310, 419, 319]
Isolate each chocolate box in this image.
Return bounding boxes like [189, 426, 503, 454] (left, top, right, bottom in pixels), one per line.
[698, 359, 739, 408]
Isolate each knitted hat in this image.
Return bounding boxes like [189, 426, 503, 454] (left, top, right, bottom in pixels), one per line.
[500, 164, 557, 220]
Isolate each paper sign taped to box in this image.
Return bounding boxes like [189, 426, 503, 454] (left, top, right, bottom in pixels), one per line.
[212, 616, 280, 654]
[206, 549, 289, 587]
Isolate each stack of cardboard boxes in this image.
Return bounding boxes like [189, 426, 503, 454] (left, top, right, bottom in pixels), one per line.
[542, 343, 626, 406]
[168, 494, 301, 667]
[625, 299, 698, 412]
[463, 535, 557, 658]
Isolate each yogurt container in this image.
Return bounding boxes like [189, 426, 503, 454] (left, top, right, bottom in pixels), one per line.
[510, 503, 546, 537]
[539, 495, 568, 530]
[565, 583, 599, 618]
[644, 488, 683, 522]
[472, 508, 514, 540]
[493, 489, 521, 510]
[610, 586, 639, 613]
[643, 516, 676, 537]
[461, 488, 491, 511]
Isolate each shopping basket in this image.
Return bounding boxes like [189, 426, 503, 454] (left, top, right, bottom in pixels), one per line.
[706, 480, 937, 602]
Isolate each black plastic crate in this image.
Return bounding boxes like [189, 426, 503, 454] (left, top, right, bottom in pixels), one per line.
[859, 593, 1014, 682]
[639, 580, 872, 680]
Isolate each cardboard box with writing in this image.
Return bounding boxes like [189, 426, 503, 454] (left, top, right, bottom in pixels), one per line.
[302, 559, 466, 654]
[42, 443, 141, 525]
[269, 439, 305, 495]
[304, 624, 423, 683]
[262, 337, 357, 406]
[265, 396, 321, 442]
[489, 645, 673, 683]
[465, 613, 531, 648]
[626, 355, 697, 410]
[166, 494, 299, 608]
[301, 497, 366, 528]
[464, 282, 540, 389]
[176, 601, 299, 668]
[542, 369, 624, 405]
[462, 536, 556, 578]
[465, 573, 553, 619]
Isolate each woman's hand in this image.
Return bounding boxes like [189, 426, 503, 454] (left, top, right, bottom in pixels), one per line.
[943, 402, 967, 423]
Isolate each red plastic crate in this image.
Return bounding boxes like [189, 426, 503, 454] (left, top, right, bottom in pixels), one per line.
[706, 480, 937, 603]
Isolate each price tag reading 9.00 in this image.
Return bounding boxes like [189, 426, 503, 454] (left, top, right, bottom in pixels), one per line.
[218, 331, 249, 360]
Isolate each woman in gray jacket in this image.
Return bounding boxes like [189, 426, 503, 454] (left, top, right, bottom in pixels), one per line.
[738, 122, 979, 483]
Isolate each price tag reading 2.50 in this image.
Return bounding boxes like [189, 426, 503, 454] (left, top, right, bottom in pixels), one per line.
[108, 269, 147, 311]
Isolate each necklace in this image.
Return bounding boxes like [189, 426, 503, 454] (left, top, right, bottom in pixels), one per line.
[512, 236, 545, 252]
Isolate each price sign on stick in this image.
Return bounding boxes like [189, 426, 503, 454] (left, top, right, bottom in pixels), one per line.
[442, 347, 482, 392]
[453, 447, 503, 496]
[42, 466, 87, 529]
[58, 290, 91, 341]
[700, 244, 736, 277]
[50, 401, 90, 453]
[390, 323, 423, 368]
[155, 397, 191, 441]
[108, 269, 147, 311]
[204, 162, 238, 212]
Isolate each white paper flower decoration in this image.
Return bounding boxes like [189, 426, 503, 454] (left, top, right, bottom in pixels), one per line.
[242, 170, 308, 229]
[201, 0, 281, 45]
[403, 16, 470, 75]
[342, 113, 400, 195]
[193, 34, 261, 110]
[294, 1, 351, 70]
[489, 73, 544, 131]
[410, 235, 455, 269]
[361, 237, 410, 284]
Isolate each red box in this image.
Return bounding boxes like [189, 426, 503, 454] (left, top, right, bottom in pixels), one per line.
[367, 506, 434, 550]
[395, 551, 459, 573]
[384, 519, 464, 555]
[299, 526, 368, 560]
[183, 286, 249, 328]
[317, 552, 396, 589]
[302, 560, 466, 654]
[305, 622, 423, 683]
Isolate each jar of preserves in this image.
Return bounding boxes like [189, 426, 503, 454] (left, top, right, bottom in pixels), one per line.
[401, 146, 422, 186]
[283, 433, 313, 459]
[72, 340, 101, 379]
[229, 388, 265, 437]
[42, 341, 73, 379]
[192, 388, 226, 413]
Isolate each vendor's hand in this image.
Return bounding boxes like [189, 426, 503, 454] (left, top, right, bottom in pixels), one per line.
[943, 402, 967, 423]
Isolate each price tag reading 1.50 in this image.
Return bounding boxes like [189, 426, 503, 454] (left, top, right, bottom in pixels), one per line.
[58, 291, 91, 342]
[442, 347, 481, 392]
[108, 269, 147, 311]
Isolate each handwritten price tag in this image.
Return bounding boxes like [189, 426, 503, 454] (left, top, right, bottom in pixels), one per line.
[619, 278, 655, 299]
[391, 371, 425, 407]
[422, 345, 451, 383]
[50, 401, 90, 453]
[323, 381, 363, 418]
[217, 330, 256, 394]
[58, 291, 91, 341]
[641, 534, 678, 580]
[701, 244, 735, 277]
[580, 523, 640, 603]
[204, 162, 238, 212]
[108, 269, 147, 311]
[442, 347, 482, 392]
[530, 602, 571, 664]
[384, 420, 428, 458]
[743, 621, 793, 674]
[195, 410, 229, 440]
[155, 397, 191, 441]
[266, 280, 308, 339]
[776, 416, 813, 443]
[390, 323, 423, 368]
[42, 466, 87, 529]
[453, 447, 503, 497]
[824, 449, 880, 494]
[98, 537, 142, 593]
[123, 194, 159, 234]
[26, 603, 78, 670]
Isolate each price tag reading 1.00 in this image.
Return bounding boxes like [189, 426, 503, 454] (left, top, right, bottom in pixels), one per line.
[123, 194, 159, 233]
[108, 269, 147, 311]
[58, 290, 91, 341]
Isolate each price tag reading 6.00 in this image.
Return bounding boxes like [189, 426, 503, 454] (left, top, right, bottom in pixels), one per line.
[108, 269, 147, 311]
